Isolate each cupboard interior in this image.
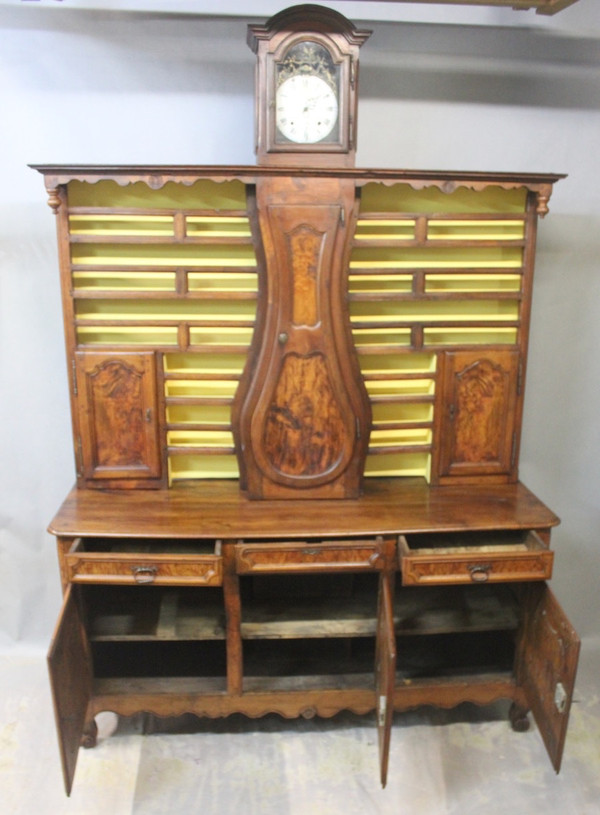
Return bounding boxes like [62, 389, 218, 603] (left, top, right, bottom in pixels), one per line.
[80, 577, 520, 685]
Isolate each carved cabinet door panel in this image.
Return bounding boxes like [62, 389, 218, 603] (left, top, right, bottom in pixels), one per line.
[233, 177, 371, 499]
[517, 583, 580, 773]
[74, 351, 163, 487]
[375, 571, 396, 788]
[438, 349, 520, 481]
[47, 585, 93, 795]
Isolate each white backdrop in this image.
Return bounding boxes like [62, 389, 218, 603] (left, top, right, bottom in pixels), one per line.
[1, 0, 599, 649]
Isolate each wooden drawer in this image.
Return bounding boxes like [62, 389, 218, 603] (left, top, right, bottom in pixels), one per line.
[64, 538, 222, 586]
[235, 538, 386, 574]
[399, 530, 553, 586]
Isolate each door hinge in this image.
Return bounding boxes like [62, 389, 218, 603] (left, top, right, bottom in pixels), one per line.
[71, 359, 78, 396]
[511, 430, 518, 469]
[356, 415, 361, 440]
[340, 207, 345, 228]
[517, 359, 524, 396]
[75, 436, 83, 478]
[378, 694, 387, 727]
[554, 682, 568, 714]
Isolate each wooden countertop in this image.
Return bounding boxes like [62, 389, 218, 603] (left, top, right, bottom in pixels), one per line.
[48, 479, 559, 540]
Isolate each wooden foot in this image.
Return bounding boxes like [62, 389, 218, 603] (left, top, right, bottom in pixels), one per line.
[81, 718, 99, 749]
[509, 703, 530, 733]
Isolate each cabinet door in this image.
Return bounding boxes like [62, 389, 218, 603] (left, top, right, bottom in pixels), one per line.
[375, 571, 396, 788]
[75, 351, 163, 487]
[518, 583, 580, 772]
[233, 178, 371, 499]
[438, 349, 519, 481]
[47, 585, 93, 795]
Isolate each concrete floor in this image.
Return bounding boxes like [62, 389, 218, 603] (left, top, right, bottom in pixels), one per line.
[2, 645, 599, 815]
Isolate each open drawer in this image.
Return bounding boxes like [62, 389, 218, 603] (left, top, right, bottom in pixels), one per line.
[399, 530, 553, 586]
[64, 538, 222, 586]
[235, 537, 387, 574]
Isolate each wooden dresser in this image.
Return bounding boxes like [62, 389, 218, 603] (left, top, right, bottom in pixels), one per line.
[34, 163, 580, 793]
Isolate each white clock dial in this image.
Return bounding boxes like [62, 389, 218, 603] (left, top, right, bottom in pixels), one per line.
[276, 74, 338, 145]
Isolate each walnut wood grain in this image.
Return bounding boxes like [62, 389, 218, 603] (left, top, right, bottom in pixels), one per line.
[74, 351, 164, 488]
[235, 539, 386, 574]
[438, 349, 520, 481]
[233, 177, 371, 498]
[65, 553, 222, 586]
[88, 671, 523, 722]
[399, 531, 553, 586]
[48, 479, 559, 540]
[517, 584, 580, 772]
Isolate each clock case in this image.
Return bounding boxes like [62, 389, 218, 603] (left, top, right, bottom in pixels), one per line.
[248, 4, 371, 168]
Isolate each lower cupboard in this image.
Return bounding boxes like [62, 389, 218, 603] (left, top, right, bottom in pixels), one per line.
[48, 565, 579, 792]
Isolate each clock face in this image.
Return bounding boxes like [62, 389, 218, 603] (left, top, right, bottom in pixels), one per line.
[276, 74, 339, 145]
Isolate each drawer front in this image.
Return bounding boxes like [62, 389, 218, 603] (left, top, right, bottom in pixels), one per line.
[65, 551, 222, 586]
[399, 532, 553, 586]
[235, 539, 386, 574]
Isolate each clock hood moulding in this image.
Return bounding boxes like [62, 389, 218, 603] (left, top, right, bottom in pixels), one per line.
[247, 5, 372, 52]
[248, 5, 372, 168]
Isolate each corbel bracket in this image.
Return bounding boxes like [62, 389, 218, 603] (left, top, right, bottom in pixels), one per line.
[535, 184, 554, 217]
[45, 185, 62, 214]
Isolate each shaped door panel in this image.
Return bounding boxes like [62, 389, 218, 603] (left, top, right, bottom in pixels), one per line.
[518, 583, 580, 772]
[375, 571, 396, 788]
[47, 585, 93, 795]
[75, 351, 163, 487]
[438, 350, 519, 481]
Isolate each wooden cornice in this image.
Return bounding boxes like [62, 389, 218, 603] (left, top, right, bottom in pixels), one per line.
[31, 164, 565, 216]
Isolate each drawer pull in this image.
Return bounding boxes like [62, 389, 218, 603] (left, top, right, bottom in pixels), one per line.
[132, 565, 158, 584]
[468, 564, 491, 583]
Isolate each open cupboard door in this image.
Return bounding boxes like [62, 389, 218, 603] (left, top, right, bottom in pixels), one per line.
[519, 583, 580, 772]
[375, 571, 396, 787]
[47, 585, 93, 795]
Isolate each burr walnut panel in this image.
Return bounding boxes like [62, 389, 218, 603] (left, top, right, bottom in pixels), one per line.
[64, 538, 223, 586]
[74, 351, 163, 488]
[235, 538, 387, 574]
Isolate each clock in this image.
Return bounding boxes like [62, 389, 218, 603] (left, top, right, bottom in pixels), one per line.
[248, 5, 371, 167]
[275, 39, 340, 145]
[276, 71, 338, 145]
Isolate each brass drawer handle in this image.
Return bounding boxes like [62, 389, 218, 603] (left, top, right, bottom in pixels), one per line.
[468, 564, 491, 583]
[132, 565, 158, 584]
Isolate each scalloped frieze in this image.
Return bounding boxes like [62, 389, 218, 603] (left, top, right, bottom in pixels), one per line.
[34, 166, 563, 216]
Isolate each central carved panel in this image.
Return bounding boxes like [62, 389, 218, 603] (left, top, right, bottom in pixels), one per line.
[264, 353, 346, 476]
